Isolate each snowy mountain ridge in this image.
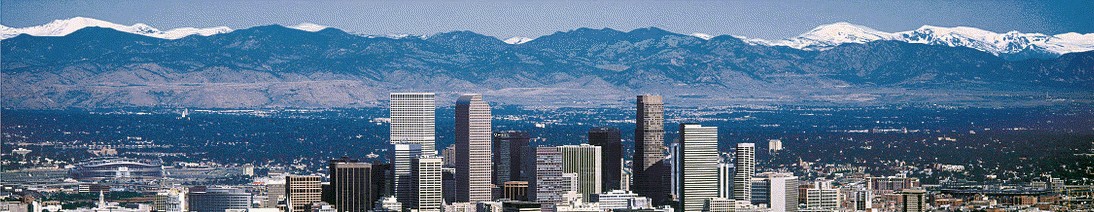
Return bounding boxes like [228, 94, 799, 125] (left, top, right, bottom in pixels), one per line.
[735, 22, 1094, 57]
[1, 17, 232, 39]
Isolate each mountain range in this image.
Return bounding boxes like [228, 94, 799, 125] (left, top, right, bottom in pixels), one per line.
[2, 18, 1092, 109]
[5, 17, 1092, 60]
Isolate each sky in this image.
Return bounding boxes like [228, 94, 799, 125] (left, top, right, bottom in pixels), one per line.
[2, 0, 1091, 40]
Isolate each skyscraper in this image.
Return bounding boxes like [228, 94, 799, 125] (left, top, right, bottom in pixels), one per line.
[532, 147, 564, 205]
[634, 95, 667, 204]
[763, 172, 798, 212]
[371, 163, 394, 208]
[588, 127, 622, 192]
[675, 124, 720, 212]
[286, 175, 322, 212]
[456, 94, 493, 203]
[414, 155, 444, 212]
[393, 143, 422, 206]
[717, 163, 733, 199]
[493, 131, 533, 185]
[559, 144, 603, 200]
[329, 157, 372, 212]
[390, 93, 436, 153]
[734, 143, 755, 202]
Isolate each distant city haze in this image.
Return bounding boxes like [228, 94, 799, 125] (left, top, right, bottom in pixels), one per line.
[2, 0, 1090, 40]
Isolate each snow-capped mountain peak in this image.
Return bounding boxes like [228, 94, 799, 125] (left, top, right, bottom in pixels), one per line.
[503, 36, 534, 44]
[288, 23, 329, 32]
[765, 22, 895, 50]
[689, 33, 714, 40]
[743, 22, 1094, 58]
[1, 17, 233, 40]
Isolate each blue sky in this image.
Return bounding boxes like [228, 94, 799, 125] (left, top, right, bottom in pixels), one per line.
[2, 0, 1091, 40]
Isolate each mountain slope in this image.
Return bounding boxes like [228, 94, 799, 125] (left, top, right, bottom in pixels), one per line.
[1, 17, 232, 39]
[2, 25, 1092, 109]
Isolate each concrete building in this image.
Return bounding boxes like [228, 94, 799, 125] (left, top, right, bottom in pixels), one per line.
[503, 181, 530, 201]
[900, 189, 926, 212]
[734, 143, 756, 203]
[392, 143, 422, 206]
[286, 176, 322, 212]
[752, 172, 798, 212]
[374, 196, 401, 212]
[675, 124, 720, 212]
[853, 189, 872, 211]
[590, 190, 652, 210]
[706, 198, 735, 212]
[153, 188, 185, 212]
[329, 157, 372, 212]
[718, 163, 733, 199]
[805, 182, 840, 211]
[390, 92, 436, 153]
[187, 187, 252, 212]
[456, 94, 494, 203]
[533, 147, 565, 205]
[414, 156, 444, 212]
[559, 144, 603, 200]
[588, 127, 623, 192]
[634, 95, 667, 204]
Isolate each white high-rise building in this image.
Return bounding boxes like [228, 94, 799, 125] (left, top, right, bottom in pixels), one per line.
[455, 94, 493, 203]
[414, 155, 443, 212]
[390, 93, 436, 153]
[393, 143, 423, 206]
[718, 163, 733, 199]
[765, 173, 798, 212]
[559, 144, 602, 201]
[675, 124, 720, 212]
[734, 143, 755, 202]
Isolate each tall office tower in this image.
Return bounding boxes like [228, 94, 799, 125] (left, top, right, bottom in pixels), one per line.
[669, 143, 681, 201]
[532, 147, 564, 205]
[267, 182, 286, 209]
[588, 127, 622, 192]
[442, 167, 457, 204]
[371, 163, 394, 207]
[750, 178, 769, 205]
[390, 93, 436, 153]
[330, 157, 372, 212]
[634, 95, 665, 200]
[414, 156, 444, 212]
[675, 124, 720, 212]
[286, 176, 322, 212]
[559, 144, 603, 200]
[734, 143, 755, 202]
[442, 145, 457, 167]
[494, 131, 533, 184]
[393, 143, 423, 206]
[187, 187, 252, 212]
[900, 189, 926, 212]
[455, 94, 493, 203]
[765, 172, 800, 211]
[717, 163, 732, 199]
